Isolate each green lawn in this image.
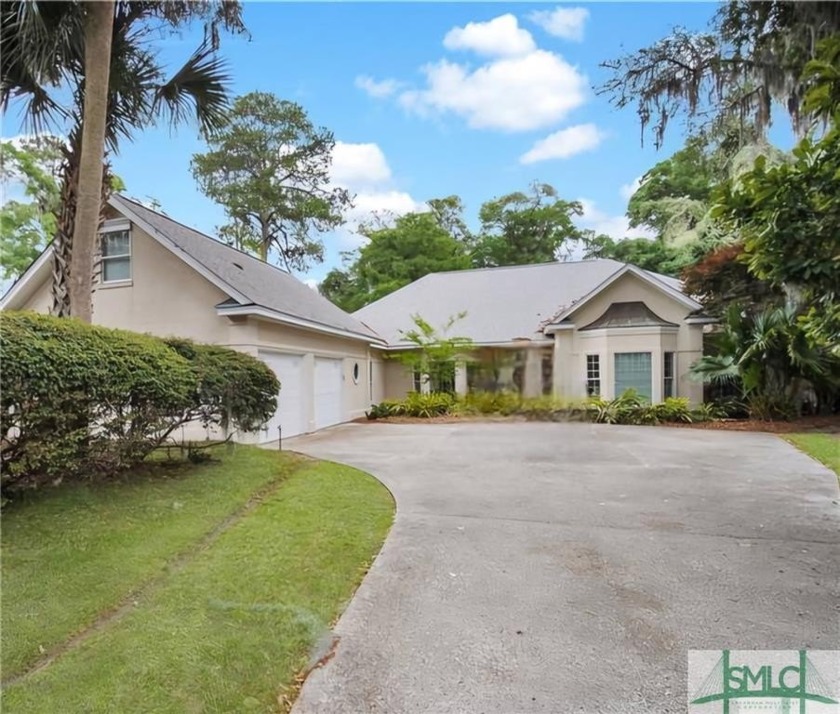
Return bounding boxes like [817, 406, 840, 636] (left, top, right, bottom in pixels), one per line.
[786, 432, 840, 476]
[1, 446, 394, 713]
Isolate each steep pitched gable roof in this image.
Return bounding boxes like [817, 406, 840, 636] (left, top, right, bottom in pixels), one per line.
[111, 196, 381, 342]
[353, 259, 700, 347]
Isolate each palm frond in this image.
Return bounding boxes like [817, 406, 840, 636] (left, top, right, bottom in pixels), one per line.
[152, 42, 231, 136]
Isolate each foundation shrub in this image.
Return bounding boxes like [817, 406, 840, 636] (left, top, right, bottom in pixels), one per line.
[0, 313, 278, 494]
[366, 393, 456, 419]
[458, 391, 521, 415]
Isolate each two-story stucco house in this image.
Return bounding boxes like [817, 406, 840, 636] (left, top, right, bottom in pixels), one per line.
[2, 195, 711, 441]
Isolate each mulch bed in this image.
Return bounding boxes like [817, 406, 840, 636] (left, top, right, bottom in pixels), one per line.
[661, 415, 840, 434]
[354, 414, 840, 434]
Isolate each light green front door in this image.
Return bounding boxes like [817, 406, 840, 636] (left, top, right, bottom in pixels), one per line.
[614, 352, 652, 401]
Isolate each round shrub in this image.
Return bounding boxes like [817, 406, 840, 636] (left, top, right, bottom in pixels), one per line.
[163, 338, 279, 434]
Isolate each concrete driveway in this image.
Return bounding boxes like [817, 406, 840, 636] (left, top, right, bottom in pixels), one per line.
[287, 422, 839, 713]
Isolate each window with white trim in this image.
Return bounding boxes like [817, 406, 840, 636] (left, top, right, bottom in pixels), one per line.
[586, 354, 601, 396]
[101, 230, 131, 282]
[663, 352, 675, 398]
[614, 352, 652, 401]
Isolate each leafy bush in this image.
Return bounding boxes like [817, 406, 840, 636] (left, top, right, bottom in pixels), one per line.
[588, 391, 699, 425]
[0, 312, 278, 493]
[649, 397, 693, 423]
[365, 401, 403, 420]
[164, 339, 278, 434]
[587, 390, 649, 424]
[366, 392, 456, 419]
[457, 390, 522, 416]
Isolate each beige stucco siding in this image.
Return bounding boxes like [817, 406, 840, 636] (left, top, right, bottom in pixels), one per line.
[556, 272, 703, 404]
[91, 226, 231, 343]
[15, 226, 229, 342]
[383, 358, 414, 398]
[18, 279, 52, 313]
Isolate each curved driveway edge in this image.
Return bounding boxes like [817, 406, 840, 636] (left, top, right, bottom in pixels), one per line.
[287, 422, 839, 713]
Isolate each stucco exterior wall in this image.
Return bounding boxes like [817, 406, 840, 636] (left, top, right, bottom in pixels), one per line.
[254, 321, 375, 428]
[92, 225, 232, 343]
[554, 272, 703, 404]
[18, 279, 52, 313]
[383, 358, 414, 398]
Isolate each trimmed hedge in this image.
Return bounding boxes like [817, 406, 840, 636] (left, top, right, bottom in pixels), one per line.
[0, 312, 278, 493]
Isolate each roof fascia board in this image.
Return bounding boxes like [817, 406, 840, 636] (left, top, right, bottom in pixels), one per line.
[379, 338, 553, 351]
[578, 325, 680, 337]
[216, 304, 384, 344]
[0, 245, 54, 310]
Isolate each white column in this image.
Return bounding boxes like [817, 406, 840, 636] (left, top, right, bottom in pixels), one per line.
[454, 361, 468, 395]
[523, 348, 542, 398]
[651, 343, 664, 404]
[552, 333, 566, 398]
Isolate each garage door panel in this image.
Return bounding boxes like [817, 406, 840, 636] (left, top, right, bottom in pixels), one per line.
[314, 358, 342, 430]
[259, 351, 305, 441]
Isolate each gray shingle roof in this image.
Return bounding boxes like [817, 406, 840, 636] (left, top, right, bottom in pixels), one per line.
[353, 260, 691, 346]
[112, 195, 380, 342]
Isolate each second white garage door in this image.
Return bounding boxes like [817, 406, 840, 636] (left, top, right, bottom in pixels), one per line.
[259, 351, 305, 441]
[314, 358, 343, 430]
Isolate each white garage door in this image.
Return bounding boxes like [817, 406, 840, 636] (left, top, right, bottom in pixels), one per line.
[259, 352, 305, 441]
[314, 358, 343, 430]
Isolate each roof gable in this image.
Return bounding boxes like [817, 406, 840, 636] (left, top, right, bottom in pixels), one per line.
[543, 264, 700, 332]
[112, 197, 383, 342]
[1, 196, 381, 343]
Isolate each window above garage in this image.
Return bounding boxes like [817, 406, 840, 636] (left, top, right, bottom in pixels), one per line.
[100, 220, 132, 285]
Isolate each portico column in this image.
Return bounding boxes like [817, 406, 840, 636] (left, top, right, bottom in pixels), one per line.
[552, 330, 573, 399]
[523, 347, 542, 398]
[454, 360, 468, 395]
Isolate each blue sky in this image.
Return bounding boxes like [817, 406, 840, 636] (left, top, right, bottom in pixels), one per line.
[3, 2, 795, 286]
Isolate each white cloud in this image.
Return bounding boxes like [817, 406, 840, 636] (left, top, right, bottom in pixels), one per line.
[355, 75, 402, 99]
[399, 49, 587, 132]
[336, 191, 428, 250]
[577, 198, 655, 240]
[529, 7, 590, 42]
[620, 175, 643, 202]
[326, 141, 425, 249]
[520, 124, 604, 164]
[443, 14, 536, 57]
[331, 141, 392, 188]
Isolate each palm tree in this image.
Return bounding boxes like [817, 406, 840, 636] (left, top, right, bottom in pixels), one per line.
[691, 304, 839, 417]
[70, 1, 114, 322]
[0, 1, 244, 319]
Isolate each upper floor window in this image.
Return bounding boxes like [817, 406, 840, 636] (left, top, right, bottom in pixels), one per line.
[586, 354, 600, 396]
[101, 230, 131, 283]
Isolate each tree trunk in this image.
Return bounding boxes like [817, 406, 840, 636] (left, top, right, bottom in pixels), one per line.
[51, 137, 79, 317]
[68, 1, 114, 323]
